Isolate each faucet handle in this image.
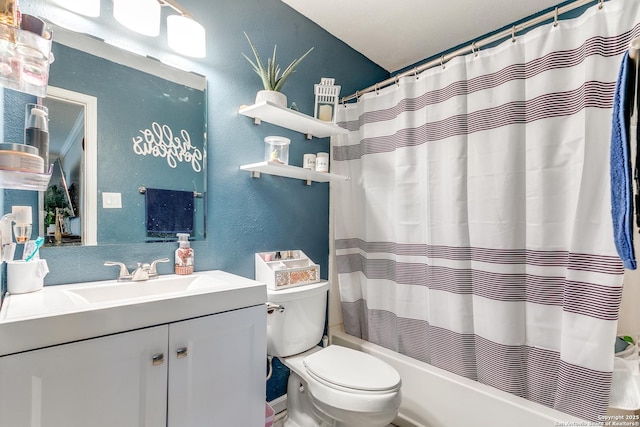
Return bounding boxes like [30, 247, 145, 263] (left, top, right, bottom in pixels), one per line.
[104, 261, 130, 279]
[149, 258, 170, 276]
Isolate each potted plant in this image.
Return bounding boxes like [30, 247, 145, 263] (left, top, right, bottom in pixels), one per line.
[242, 32, 313, 107]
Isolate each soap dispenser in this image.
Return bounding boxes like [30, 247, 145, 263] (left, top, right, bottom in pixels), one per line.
[175, 233, 193, 275]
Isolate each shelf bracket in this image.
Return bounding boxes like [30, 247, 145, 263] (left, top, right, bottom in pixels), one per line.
[253, 117, 262, 125]
[305, 133, 312, 140]
[305, 179, 312, 186]
[251, 171, 261, 179]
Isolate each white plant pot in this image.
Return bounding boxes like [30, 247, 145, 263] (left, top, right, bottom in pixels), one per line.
[255, 90, 287, 107]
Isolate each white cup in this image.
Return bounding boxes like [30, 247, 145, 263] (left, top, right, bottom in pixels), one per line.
[303, 153, 316, 170]
[7, 259, 48, 294]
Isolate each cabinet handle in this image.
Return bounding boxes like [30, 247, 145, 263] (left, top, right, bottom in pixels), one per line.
[176, 347, 188, 359]
[152, 353, 165, 366]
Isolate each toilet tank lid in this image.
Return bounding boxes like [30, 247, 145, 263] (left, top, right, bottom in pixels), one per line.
[303, 345, 401, 392]
[266, 281, 329, 302]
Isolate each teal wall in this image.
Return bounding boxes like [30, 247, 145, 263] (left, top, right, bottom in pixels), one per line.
[12, 0, 387, 285]
[5, 0, 387, 404]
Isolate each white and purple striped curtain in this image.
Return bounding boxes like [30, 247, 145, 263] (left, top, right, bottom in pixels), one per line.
[333, 0, 639, 421]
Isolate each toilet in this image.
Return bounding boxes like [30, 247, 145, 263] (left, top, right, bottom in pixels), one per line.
[267, 281, 401, 427]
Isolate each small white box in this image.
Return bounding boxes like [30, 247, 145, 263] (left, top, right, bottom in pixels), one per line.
[255, 250, 320, 290]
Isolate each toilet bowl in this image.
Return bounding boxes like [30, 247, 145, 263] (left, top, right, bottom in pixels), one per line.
[281, 345, 401, 427]
[266, 281, 402, 427]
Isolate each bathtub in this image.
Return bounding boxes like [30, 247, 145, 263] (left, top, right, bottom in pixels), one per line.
[330, 329, 589, 427]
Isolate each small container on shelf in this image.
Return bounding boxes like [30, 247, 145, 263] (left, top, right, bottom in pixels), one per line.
[0, 142, 43, 173]
[315, 152, 329, 172]
[264, 136, 290, 165]
[255, 250, 320, 290]
[0, 20, 53, 98]
[313, 78, 341, 123]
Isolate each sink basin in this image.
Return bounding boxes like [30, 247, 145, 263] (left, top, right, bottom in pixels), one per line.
[67, 275, 199, 304]
[0, 270, 266, 357]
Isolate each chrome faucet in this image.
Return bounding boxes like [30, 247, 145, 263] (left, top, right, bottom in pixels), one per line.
[104, 258, 170, 282]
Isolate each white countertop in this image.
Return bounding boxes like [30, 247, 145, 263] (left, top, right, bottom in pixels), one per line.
[0, 270, 266, 356]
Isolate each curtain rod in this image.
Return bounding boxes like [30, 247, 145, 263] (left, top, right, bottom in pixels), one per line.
[341, 0, 601, 104]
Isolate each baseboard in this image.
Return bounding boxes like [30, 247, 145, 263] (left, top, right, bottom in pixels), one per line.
[269, 394, 287, 415]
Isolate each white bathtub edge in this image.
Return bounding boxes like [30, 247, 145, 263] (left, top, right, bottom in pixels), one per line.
[330, 329, 588, 427]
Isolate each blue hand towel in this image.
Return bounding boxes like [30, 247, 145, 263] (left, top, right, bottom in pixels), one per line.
[145, 188, 194, 234]
[610, 51, 637, 270]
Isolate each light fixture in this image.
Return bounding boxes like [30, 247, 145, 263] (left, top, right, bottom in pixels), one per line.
[167, 14, 206, 58]
[161, 0, 206, 58]
[52, 0, 100, 17]
[111, 0, 206, 58]
[113, 0, 161, 37]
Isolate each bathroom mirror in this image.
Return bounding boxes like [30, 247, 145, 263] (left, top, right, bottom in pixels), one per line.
[1, 26, 207, 245]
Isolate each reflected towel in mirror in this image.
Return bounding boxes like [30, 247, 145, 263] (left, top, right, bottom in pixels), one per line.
[145, 188, 194, 234]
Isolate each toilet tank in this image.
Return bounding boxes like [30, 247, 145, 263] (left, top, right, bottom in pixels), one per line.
[266, 281, 329, 357]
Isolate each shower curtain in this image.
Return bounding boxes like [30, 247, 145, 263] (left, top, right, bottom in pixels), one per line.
[333, 0, 639, 421]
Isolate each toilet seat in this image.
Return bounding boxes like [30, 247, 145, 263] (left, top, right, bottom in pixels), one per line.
[303, 345, 401, 393]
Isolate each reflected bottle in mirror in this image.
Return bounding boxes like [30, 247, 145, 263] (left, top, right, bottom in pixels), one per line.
[24, 104, 49, 173]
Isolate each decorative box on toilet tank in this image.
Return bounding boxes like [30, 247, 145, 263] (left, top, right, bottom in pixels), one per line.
[255, 250, 320, 290]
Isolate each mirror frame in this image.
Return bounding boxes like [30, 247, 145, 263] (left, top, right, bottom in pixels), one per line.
[45, 86, 98, 246]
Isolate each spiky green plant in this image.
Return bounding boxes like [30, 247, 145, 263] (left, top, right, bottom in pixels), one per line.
[242, 32, 313, 92]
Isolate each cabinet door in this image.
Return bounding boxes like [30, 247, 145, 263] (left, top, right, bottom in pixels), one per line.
[168, 305, 266, 427]
[0, 325, 169, 427]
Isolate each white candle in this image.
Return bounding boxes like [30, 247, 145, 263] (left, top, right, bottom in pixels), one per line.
[318, 104, 333, 122]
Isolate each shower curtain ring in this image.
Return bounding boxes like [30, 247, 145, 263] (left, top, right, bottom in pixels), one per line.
[471, 42, 479, 57]
[511, 26, 517, 43]
[553, 7, 559, 27]
[375, 83, 380, 95]
[598, 0, 604, 9]
[395, 75, 400, 87]
[414, 67, 419, 79]
[440, 55, 445, 69]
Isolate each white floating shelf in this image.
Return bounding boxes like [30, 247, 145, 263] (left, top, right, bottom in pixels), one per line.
[239, 101, 348, 139]
[240, 161, 348, 185]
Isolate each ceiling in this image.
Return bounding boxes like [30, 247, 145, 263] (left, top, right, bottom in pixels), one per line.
[282, 0, 566, 72]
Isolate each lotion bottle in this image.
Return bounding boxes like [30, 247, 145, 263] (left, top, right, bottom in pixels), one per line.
[175, 233, 194, 275]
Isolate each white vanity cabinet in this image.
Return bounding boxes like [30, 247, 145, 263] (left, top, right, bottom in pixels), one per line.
[0, 304, 266, 427]
[0, 324, 169, 427]
[168, 305, 266, 426]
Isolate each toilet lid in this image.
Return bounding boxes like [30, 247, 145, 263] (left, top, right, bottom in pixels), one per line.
[303, 346, 401, 392]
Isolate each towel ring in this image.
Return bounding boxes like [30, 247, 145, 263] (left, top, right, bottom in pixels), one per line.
[553, 7, 559, 27]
